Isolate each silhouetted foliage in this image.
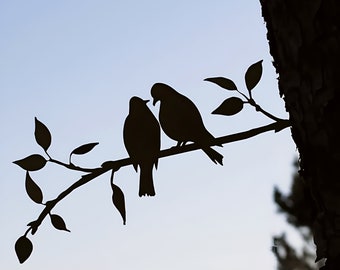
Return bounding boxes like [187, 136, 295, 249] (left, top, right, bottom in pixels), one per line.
[34, 117, 52, 151]
[111, 177, 126, 225]
[275, 161, 317, 229]
[25, 172, 43, 204]
[245, 60, 263, 93]
[204, 77, 238, 91]
[212, 97, 244, 116]
[15, 236, 33, 264]
[13, 60, 291, 263]
[206, 60, 283, 123]
[50, 214, 70, 232]
[14, 154, 47, 171]
[273, 234, 315, 270]
[273, 161, 318, 269]
[69, 142, 99, 163]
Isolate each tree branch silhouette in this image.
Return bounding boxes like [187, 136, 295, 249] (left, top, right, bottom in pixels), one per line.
[24, 119, 290, 237]
[14, 60, 291, 264]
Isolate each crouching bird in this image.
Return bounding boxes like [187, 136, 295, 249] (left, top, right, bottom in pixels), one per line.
[123, 96, 161, 196]
[151, 83, 223, 165]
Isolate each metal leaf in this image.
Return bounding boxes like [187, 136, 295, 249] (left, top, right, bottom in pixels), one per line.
[204, 77, 237, 90]
[50, 214, 70, 232]
[212, 97, 244, 116]
[15, 236, 33, 264]
[245, 60, 263, 91]
[111, 182, 126, 225]
[25, 172, 43, 204]
[13, 154, 47, 171]
[71, 142, 99, 155]
[34, 117, 52, 151]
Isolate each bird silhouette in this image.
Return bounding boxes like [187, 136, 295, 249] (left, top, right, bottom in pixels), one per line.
[123, 96, 161, 196]
[151, 83, 223, 165]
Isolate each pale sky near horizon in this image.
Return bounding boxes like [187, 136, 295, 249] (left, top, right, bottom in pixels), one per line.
[1, 1, 300, 269]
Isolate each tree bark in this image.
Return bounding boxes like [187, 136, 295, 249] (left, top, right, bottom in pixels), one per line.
[260, 0, 340, 269]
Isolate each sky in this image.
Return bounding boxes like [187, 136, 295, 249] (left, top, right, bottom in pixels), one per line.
[0, 1, 299, 269]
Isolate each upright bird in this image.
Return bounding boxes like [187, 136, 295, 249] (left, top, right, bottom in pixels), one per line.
[123, 96, 161, 196]
[151, 83, 223, 165]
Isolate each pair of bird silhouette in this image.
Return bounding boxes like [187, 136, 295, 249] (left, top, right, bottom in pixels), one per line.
[123, 83, 223, 197]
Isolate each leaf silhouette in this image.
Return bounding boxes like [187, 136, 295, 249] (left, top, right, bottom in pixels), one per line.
[245, 60, 263, 91]
[70, 142, 99, 155]
[111, 183, 126, 225]
[34, 117, 52, 151]
[25, 172, 43, 204]
[204, 77, 237, 90]
[15, 236, 33, 264]
[50, 214, 70, 232]
[212, 97, 244, 116]
[13, 154, 47, 171]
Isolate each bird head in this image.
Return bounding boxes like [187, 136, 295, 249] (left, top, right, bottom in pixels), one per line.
[129, 96, 149, 112]
[151, 82, 175, 105]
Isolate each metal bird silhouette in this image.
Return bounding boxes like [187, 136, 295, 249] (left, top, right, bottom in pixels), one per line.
[123, 96, 161, 196]
[151, 83, 223, 165]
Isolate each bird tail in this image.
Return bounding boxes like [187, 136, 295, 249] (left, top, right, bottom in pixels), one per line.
[202, 147, 223, 165]
[139, 165, 156, 197]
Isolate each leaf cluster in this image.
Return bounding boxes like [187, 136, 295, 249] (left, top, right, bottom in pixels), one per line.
[205, 60, 283, 123]
[13, 118, 125, 263]
[205, 60, 263, 116]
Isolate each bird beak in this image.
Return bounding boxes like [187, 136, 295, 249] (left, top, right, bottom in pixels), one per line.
[152, 98, 157, 106]
[144, 99, 150, 104]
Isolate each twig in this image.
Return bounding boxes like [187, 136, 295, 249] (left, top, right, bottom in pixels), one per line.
[49, 158, 96, 173]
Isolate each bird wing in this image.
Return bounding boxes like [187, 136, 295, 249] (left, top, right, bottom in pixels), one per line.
[160, 92, 214, 145]
[123, 111, 160, 169]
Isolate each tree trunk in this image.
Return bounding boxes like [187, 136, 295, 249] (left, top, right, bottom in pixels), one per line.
[260, 0, 340, 269]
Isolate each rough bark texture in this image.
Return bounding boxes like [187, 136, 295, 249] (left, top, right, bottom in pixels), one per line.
[260, 0, 340, 269]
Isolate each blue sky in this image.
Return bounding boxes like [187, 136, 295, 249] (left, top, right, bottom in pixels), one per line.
[1, 1, 299, 269]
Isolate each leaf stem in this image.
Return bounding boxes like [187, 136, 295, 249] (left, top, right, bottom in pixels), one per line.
[235, 87, 285, 122]
[24, 227, 31, 237]
[48, 158, 96, 173]
[247, 98, 285, 122]
[236, 90, 249, 100]
[248, 90, 253, 100]
[255, 104, 284, 122]
[45, 151, 52, 160]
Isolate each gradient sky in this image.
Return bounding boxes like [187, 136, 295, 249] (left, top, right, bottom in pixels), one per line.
[1, 1, 299, 269]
